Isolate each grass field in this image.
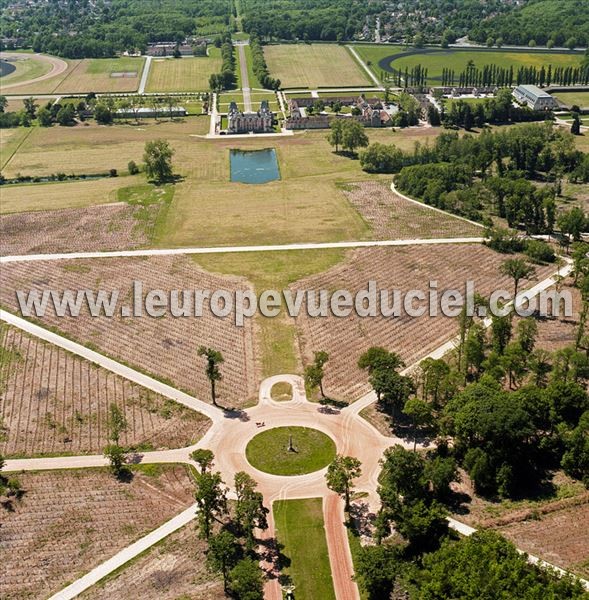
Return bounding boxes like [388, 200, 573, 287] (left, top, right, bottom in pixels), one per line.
[2, 59, 79, 95]
[146, 49, 222, 92]
[246, 426, 336, 475]
[264, 44, 371, 88]
[553, 90, 589, 107]
[53, 57, 145, 93]
[354, 45, 583, 85]
[274, 498, 336, 600]
[0, 55, 52, 86]
[0, 176, 144, 214]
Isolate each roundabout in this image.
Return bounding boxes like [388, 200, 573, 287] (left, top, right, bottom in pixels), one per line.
[245, 426, 336, 476]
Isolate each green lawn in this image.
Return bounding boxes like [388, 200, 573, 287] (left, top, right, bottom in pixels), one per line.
[0, 55, 52, 86]
[274, 498, 336, 600]
[246, 426, 336, 475]
[271, 382, 293, 401]
[553, 91, 589, 108]
[354, 44, 583, 85]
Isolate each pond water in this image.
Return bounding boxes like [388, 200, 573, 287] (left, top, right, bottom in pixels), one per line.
[230, 148, 280, 184]
[0, 59, 16, 78]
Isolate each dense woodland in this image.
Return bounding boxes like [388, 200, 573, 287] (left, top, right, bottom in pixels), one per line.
[469, 0, 589, 48]
[361, 121, 589, 232]
[0, 0, 232, 57]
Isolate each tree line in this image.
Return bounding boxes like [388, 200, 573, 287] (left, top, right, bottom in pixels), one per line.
[249, 34, 280, 90]
[209, 34, 237, 92]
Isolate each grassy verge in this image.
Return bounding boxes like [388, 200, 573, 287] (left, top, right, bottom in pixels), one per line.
[194, 249, 346, 376]
[274, 498, 336, 600]
[271, 381, 293, 401]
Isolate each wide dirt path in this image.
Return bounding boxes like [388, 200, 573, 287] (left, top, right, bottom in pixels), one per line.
[0, 52, 68, 91]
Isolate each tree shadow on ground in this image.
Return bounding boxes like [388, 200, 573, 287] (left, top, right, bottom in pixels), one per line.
[258, 536, 290, 580]
[222, 407, 250, 422]
[349, 500, 376, 538]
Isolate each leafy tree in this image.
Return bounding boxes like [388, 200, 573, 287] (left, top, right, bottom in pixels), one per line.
[499, 258, 536, 299]
[128, 160, 139, 175]
[419, 530, 586, 598]
[0, 96, 7, 113]
[355, 543, 403, 600]
[107, 403, 127, 444]
[327, 119, 344, 153]
[234, 471, 269, 552]
[190, 448, 214, 474]
[325, 455, 362, 511]
[228, 558, 265, 600]
[23, 97, 38, 118]
[195, 470, 228, 539]
[394, 498, 449, 552]
[94, 102, 113, 124]
[403, 398, 434, 450]
[561, 410, 589, 487]
[143, 139, 174, 183]
[198, 346, 224, 406]
[104, 443, 128, 478]
[304, 350, 329, 398]
[56, 103, 75, 126]
[358, 347, 403, 374]
[571, 113, 581, 136]
[36, 106, 52, 127]
[207, 530, 241, 592]
[341, 120, 369, 155]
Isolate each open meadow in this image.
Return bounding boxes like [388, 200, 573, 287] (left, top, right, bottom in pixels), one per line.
[0, 465, 196, 599]
[264, 44, 371, 88]
[146, 50, 222, 92]
[553, 90, 589, 108]
[354, 44, 584, 84]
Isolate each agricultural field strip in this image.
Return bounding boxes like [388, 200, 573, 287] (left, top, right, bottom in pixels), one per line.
[0, 237, 485, 264]
[1, 261, 584, 597]
[0, 308, 222, 423]
[46, 502, 199, 600]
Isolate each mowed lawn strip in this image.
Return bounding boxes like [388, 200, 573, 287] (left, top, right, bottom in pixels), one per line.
[246, 426, 336, 476]
[0, 176, 145, 214]
[354, 44, 583, 84]
[273, 498, 337, 600]
[54, 57, 146, 93]
[264, 44, 371, 88]
[146, 49, 222, 92]
[554, 91, 589, 107]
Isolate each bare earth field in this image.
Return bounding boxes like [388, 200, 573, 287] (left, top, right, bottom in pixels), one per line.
[0, 325, 210, 457]
[291, 244, 554, 401]
[496, 502, 589, 578]
[264, 44, 371, 89]
[0, 465, 195, 599]
[0, 256, 258, 407]
[343, 181, 483, 239]
[80, 523, 223, 600]
[0, 202, 153, 255]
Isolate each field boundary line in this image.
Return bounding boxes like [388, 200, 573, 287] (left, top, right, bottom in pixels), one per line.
[47, 503, 198, 600]
[0, 126, 33, 171]
[52, 59, 84, 94]
[391, 180, 486, 230]
[346, 45, 383, 88]
[0, 309, 223, 423]
[0, 237, 485, 264]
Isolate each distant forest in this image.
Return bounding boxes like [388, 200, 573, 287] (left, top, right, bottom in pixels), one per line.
[0, 0, 587, 59]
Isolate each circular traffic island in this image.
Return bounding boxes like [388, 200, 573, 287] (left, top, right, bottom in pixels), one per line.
[245, 426, 336, 476]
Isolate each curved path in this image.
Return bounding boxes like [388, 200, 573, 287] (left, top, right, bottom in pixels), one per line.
[0, 52, 68, 91]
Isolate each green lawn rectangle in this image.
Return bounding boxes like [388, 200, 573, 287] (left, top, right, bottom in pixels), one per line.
[273, 498, 336, 600]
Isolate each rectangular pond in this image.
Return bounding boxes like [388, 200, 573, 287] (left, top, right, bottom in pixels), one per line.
[230, 148, 280, 184]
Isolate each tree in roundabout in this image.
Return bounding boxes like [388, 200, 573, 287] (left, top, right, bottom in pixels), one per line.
[246, 426, 336, 476]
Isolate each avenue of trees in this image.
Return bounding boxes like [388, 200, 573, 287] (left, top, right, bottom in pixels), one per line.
[361, 122, 589, 234]
[190, 449, 267, 598]
[249, 34, 280, 90]
[209, 33, 237, 92]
